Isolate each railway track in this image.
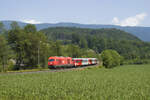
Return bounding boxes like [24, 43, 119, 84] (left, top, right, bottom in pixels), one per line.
[0, 64, 99, 75]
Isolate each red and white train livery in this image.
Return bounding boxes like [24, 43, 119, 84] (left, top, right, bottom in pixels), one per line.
[48, 56, 98, 68]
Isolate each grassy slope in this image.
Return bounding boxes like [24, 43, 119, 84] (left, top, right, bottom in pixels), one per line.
[0, 65, 150, 100]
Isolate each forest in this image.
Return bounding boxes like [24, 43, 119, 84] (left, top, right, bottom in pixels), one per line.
[41, 27, 150, 62]
[0, 21, 150, 71]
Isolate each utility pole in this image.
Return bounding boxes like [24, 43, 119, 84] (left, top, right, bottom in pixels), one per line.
[2, 56, 5, 72]
[38, 41, 41, 66]
[38, 45, 40, 66]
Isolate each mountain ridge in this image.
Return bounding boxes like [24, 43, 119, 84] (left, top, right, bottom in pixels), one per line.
[41, 27, 141, 42]
[1, 20, 150, 41]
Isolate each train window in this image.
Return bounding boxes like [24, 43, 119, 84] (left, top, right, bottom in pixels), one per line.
[76, 60, 81, 63]
[48, 59, 54, 62]
[83, 60, 87, 62]
[67, 59, 70, 64]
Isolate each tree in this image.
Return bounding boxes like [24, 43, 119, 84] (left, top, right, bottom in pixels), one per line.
[25, 31, 49, 68]
[79, 37, 88, 48]
[24, 24, 36, 33]
[50, 40, 63, 56]
[8, 24, 49, 69]
[66, 44, 81, 58]
[8, 29, 26, 68]
[0, 35, 10, 71]
[0, 22, 5, 34]
[39, 41, 50, 68]
[82, 49, 97, 58]
[10, 21, 20, 30]
[21, 28, 49, 68]
[71, 33, 80, 44]
[101, 50, 122, 68]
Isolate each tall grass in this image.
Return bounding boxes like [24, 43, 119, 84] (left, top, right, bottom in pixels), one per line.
[0, 64, 150, 100]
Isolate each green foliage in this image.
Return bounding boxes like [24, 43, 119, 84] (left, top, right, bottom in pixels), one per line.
[10, 21, 20, 30]
[79, 37, 88, 48]
[101, 50, 122, 68]
[8, 24, 49, 69]
[2, 23, 150, 70]
[52, 40, 63, 56]
[42, 27, 140, 41]
[6, 60, 15, 71]
[0, 65, 150, 99]
[0, 22, 5, 34]
[0, 35, 11, 72]
[0, 65, 2, 72]
[66, 44, 81, 58]
[24, 24, 37, 33]
[8, 23, 101, 70]
[124, 59, 150, 65]
[98, 65, 104, 68]
[41, 27, 150, 61]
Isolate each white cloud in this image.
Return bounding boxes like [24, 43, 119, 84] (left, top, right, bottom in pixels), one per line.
[112, 17, 119, 24]
[22, 19, 42, 24]
[112, 13, 147, 26]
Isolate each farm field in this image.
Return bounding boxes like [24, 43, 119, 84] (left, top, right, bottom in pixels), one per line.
[0, 64, 150, 100]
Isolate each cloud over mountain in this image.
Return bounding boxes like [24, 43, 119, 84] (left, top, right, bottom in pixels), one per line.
[22, 19, 42, 24]
[112, 13, 147, 26]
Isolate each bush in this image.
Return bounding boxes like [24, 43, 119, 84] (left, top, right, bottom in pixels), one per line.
[7, 60, 15, 71]
[0, 65, 2, 72]
[101, 50, 122, 68]
[98, 65, 104, 68]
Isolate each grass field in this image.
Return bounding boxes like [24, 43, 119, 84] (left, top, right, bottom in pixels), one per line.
[0, 64, 150, 100]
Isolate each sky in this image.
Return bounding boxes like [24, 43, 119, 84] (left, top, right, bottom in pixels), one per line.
[0, 0, 150, 26]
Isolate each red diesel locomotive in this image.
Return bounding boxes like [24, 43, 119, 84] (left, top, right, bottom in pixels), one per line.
[48, 56, 98, 68]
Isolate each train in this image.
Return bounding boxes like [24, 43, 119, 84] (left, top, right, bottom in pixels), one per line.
[48, 56, 98, 68]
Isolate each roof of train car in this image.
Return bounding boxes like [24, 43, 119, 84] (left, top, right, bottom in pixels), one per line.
[48, 56, 72, 58]
[72, 58, 97, 60]
[48, 57, 97, 60]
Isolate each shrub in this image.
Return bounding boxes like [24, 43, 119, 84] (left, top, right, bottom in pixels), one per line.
[7, 60, 15, 71]
[101, 50, 122, 68]
[0, 65, 2, 72]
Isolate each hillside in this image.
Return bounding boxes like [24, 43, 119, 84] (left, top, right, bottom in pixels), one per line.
[41, 27, 140, 41]
[1, 20, 150, 41]
[41, 27, 150, 60]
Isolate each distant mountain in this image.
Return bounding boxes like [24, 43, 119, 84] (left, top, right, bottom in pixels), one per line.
[1, 20, 150, 41]
[1, 21, 27, 29]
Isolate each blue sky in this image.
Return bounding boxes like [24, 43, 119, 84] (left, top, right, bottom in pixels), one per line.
[0, 0, 150, 26]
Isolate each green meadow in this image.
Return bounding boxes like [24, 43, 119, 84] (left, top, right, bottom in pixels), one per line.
[0, 64, 150, 100]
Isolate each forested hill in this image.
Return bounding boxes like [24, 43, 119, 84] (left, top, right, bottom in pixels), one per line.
[41, 27, 150, 61]
[41, 27, 140, 41]
[1, 21, 150, 41]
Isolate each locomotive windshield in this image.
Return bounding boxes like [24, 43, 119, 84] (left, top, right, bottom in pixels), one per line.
[48, 59, 54, 62]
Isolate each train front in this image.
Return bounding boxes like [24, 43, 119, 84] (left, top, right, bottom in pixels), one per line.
[48, 57, 56, 68]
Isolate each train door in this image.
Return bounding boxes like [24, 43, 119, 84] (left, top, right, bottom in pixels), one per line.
[88, 59, 92, 65]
